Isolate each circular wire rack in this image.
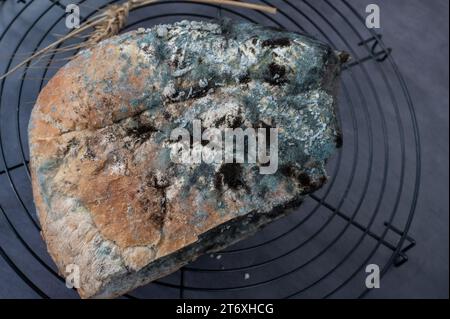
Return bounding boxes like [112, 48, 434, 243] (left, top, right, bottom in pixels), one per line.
[0, 0, 421, 299]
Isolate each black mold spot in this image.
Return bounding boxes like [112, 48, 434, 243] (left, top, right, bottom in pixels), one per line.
[215, 163, 245, 190]
[140, 196, 166, 227]
[142, 173, 169, 227]
[151, 204, 166, 227]
[319, 176, 327, 186]
[239, 72, 251, 84]
[265, 63, 287, 85]
[262, 38, 291, 48]
[280, 164, 297, 178]
[298, 172, 311, 187]
[126, 121, 158, 142]
[215, 111, 244, 129]
[230, 115, 243, 129]
[170, 57, 179, 69]
[214, 116, 226, 127]
[280, 165, 314, 190]
[338, 51, 351, 64]
[188, 87, 210, 100]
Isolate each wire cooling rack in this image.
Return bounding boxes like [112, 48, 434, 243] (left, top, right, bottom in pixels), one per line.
[0, 0, 421, 299]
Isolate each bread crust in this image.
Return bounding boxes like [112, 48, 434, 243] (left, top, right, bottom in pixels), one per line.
[29, 21, 342, 298]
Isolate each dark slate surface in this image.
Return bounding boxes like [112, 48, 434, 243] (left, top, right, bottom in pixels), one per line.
[351, 0, 449, 299]
[0, 0, 448, 299]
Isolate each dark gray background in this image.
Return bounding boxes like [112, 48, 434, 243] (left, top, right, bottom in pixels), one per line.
[0, 0, 448, 299]
[350, 0, 449, 299]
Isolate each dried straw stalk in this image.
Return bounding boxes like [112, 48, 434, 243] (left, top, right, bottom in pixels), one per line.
[0, 0, 276, 80]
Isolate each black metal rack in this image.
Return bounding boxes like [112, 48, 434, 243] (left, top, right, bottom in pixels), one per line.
[0, 0, 421, 299]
